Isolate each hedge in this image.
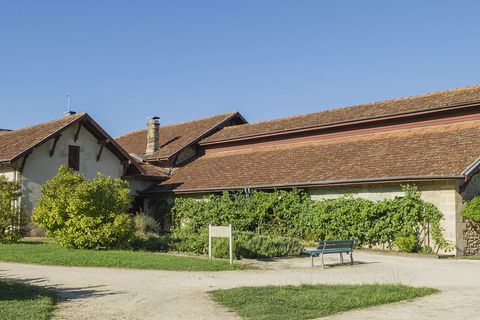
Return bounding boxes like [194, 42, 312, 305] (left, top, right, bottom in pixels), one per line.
[170, 185, 452, 253]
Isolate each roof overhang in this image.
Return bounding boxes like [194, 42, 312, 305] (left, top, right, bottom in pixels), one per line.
[142, 175, 465, 195]
[5, 113, 142, 174]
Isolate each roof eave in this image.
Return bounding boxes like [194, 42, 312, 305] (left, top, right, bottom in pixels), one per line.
[143, 175, 465, 195]
[9, 113, 88, 163]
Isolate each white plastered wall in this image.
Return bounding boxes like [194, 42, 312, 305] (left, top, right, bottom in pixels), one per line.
[13, 124, 124, 215]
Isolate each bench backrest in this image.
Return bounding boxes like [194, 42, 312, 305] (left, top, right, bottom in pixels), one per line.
[317, 239, 355, 250]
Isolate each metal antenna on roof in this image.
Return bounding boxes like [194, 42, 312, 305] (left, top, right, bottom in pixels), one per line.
[65, 89, 77, 116]
[67, 93, 71, 113]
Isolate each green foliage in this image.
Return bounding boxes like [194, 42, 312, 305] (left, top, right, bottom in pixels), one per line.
[394, 235, 418, 253]
[134, 213, 161, 236]
[0, 175, 27, 243]
[131, 234, 171, 252]
[171, 185, 451, 254]
[300, 196, 375, 244]
[212, 231, 304, 259]
[462, 196, 480, 222]
[32, 166, 135, 249]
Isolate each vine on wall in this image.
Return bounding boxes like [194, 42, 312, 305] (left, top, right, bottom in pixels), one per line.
[170, 184, 452, 253]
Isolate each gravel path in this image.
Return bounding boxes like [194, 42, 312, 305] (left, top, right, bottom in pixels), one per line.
[1, 251, 479, 319]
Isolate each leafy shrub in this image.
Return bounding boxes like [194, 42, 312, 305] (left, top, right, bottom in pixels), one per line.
[32, 166, 135, 249]
[213, 232, 304, 259]
[300, 196, 375, 244]
[131, 234, 171, 251]
[171, 185, 451, 253]
[134, 213, 161, 236]
[394, 235, 418, 253]
[0, 175, 27, 243]
[462, 196, 480, 222]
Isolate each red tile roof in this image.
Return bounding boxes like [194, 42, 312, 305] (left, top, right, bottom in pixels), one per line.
[116, 112, 243, 160]
[151, 121, 480, 193]
[202, 85, 480, 143]
[0, 113, 85, 162]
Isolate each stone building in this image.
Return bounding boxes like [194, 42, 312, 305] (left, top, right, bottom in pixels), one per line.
[0, 112, 141, 233]
[117, 85, 480, 256]
[4, 85, 480, 255]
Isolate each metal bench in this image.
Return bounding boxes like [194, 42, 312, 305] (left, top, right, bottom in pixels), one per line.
[304, 239, 355, 268]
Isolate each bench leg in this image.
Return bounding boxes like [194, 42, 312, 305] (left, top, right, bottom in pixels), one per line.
[340, 253, 344, 265]
[311, 255, 314, 267]
[321, 253, 325, 269]
[350, 252, 354, 265]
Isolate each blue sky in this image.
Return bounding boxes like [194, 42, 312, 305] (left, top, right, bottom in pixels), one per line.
[1, 1, 480, 136]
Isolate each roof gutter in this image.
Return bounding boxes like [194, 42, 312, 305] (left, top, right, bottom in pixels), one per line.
[462, 157, 480, 178]
[143, 175, 465, 195]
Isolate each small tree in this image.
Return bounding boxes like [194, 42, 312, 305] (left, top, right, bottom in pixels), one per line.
[0, 175, 26, 243]
[33, 166, 135, 249]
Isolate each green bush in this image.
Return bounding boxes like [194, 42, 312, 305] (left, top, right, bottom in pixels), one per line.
[171, 185, 451, 253]
[213, 232, 304, 259]
[0, 175, 27, 243]
[394, 235, 418, 253]
[131, 234, 171, 251]
[134, 213, 161, 236]
[462, 196, 480, 222]
[32, 166, 135, 249]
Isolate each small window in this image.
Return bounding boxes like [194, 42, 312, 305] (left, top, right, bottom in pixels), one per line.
[68, 145, 80, 171]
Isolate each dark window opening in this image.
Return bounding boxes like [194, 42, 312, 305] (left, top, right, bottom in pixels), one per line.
[68, 145, 80, 171]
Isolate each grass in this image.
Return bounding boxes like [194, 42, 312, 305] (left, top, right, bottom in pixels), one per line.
[209, 284, 438, 320]
[0, 243, 251, 271]
[0, 279, 56, 320]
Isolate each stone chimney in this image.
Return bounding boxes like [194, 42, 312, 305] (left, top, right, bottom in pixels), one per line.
[146, 116, 160, 154]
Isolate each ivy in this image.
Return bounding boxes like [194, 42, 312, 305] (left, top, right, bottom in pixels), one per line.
[171, 185, 452, 253]
[462, 196, 480, 222]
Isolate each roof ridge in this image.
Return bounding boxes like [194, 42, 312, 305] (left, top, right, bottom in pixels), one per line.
[205, 84, 480, 136]
[116, 111, 237, 139]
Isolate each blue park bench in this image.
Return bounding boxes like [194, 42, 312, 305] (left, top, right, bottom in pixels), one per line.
[304, 239, 355, 268]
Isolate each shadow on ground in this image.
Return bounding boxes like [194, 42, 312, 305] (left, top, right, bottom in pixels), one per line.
[0, 274, 125, 302]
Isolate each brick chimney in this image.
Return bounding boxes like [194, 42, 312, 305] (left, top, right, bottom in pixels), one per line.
[146, 116, 160, 154]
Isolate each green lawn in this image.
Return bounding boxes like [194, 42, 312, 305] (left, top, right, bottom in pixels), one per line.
[0, 279, 56, 320]
[0, 243, 250, 271]
[209, 284, 438, 320]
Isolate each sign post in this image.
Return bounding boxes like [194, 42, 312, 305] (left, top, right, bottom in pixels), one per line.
[208, 224, 233, 264]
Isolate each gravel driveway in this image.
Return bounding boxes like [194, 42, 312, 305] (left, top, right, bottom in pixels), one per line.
[1, 251, 479, 319]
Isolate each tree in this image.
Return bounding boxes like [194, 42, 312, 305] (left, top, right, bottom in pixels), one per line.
[0, 175, 26, 243]
[32, 166, 135, 249]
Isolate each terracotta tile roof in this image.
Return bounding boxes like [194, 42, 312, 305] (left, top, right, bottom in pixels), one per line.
[136, 162, 170, 178]
[151, 121, 480, 193]
[202, 85, 480, 143]
[0, 113, 85, 162]
[116, 112, 242, 160]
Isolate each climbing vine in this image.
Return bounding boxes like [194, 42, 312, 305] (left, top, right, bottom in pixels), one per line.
[171, 185, 452, 253]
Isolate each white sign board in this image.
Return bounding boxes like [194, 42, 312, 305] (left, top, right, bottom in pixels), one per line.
[208, 224, 233, 264]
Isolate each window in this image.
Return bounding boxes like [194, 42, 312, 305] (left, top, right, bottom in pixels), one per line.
[68, 145, 80, 171]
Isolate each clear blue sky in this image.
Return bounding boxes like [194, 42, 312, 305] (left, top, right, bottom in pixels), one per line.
[1, 1, 480, 136]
